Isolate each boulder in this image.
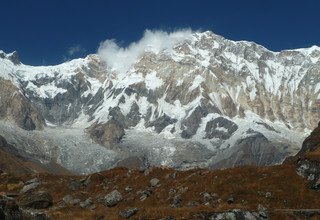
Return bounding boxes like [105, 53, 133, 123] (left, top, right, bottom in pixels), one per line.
[192, 209, 263, 220]
[124, 186, 132, 192]
[200, 192, 213, 204]
[70, 199, 81, 206]
[79, 198, 93, 209]
[103, 190, 122, 207]
[20, 182, 41, 194]
[296, 159, 320, 190]
[227, 196, 235, 204]
[22, 211, 51, 220]
[25, 178, 39, 185]
[149, 178, 160, 187]
[62, 195, 73, 204]
[119, 208, 139, 218]
[80, 176, 91, 187]
[4, 199, 22, 220]
[171, 195, 182, 208]
[257, 204, 268, 219]
[68, 179, 83, 191]
[137, 189, 152, 201]
[18, 191, 53, 209]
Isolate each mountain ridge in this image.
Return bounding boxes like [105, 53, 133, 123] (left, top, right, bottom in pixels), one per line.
[0, 30, 319, 173]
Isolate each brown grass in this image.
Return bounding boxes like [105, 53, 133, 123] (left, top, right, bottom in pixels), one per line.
[1, 164, 320, 219]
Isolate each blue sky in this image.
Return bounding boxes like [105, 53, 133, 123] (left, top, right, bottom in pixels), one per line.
[1, 0, 319, 65]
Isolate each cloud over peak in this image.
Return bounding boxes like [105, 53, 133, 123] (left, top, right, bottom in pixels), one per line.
[68, 44, 86, 56]
[97, 29, 193, 74]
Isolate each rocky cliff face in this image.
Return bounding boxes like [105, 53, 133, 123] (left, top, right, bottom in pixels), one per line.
[298, 121, 320, 156]
[0, 31, 319, 173]
[0, 79, 45, 130]
[292, 121, 320, 191]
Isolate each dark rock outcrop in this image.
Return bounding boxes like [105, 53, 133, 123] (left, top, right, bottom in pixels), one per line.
[146, 114, 177, 133]
[298, 121, 320, 156]
[0, 196, 22, 220]
[119, 208, 139, 219]
[192, 209, 268, 220]
[7, 51, 21, 65]
[288, 121, 320, 190]
[211, 132, 285, 168]
[181, 106, 208, 139]
[87, 119, 125, 147]
[296, 159, 320, 190]
[18, 191, 53, 209]
[205, 117, 238, 140]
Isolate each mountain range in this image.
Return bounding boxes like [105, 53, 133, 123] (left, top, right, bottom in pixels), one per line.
[0, 31, 319, 174]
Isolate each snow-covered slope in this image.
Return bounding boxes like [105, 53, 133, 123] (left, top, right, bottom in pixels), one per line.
[0, 31, 319, 173]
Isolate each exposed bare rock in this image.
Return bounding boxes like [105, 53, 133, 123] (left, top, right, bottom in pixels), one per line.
[119, 208, 139, 219]
[6, 51, 21, 65]
[298, 121, 320, 155]
[103, 190, 123, 207]
[0, 79, 45, 130]
[146, 114, 177, 133]
[20, 181, 41, 194]
[0, 196, 22, 220]
[1, 31, 319, 173]
[211, 132, 285, 168]
[87, 119, 125, 147]
[205, 117, 238, 140]
[181, 106, 208, 139]
[149, 178, 160, 187]
[171, 194, 182, 208]
[18, 191, 53, 209]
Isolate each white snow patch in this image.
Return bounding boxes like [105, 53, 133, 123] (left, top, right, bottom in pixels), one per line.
[39, 83, 67, 98]
[119, 94, 136, 116]
[176, 78, 183, 86]
[189, 75, 204, 92]
[216, 126, 228, 132]
[145, 71, 164, 90]
[115, 72, 144, 88]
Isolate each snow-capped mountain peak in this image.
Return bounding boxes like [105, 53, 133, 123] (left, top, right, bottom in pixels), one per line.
[0, 30, 319, 173]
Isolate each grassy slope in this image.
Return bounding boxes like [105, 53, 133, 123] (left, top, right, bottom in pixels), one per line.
[1, 163, 319, 219]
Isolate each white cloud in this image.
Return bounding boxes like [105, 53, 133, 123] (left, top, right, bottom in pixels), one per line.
[97, 29, 194, 74]
[68, 44, 86, 56]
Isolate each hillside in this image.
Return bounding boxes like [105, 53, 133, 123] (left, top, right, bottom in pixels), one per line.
[1, 122, 320, 219]
[0, 159, 319, 219]
[0, 135, 71, 176]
